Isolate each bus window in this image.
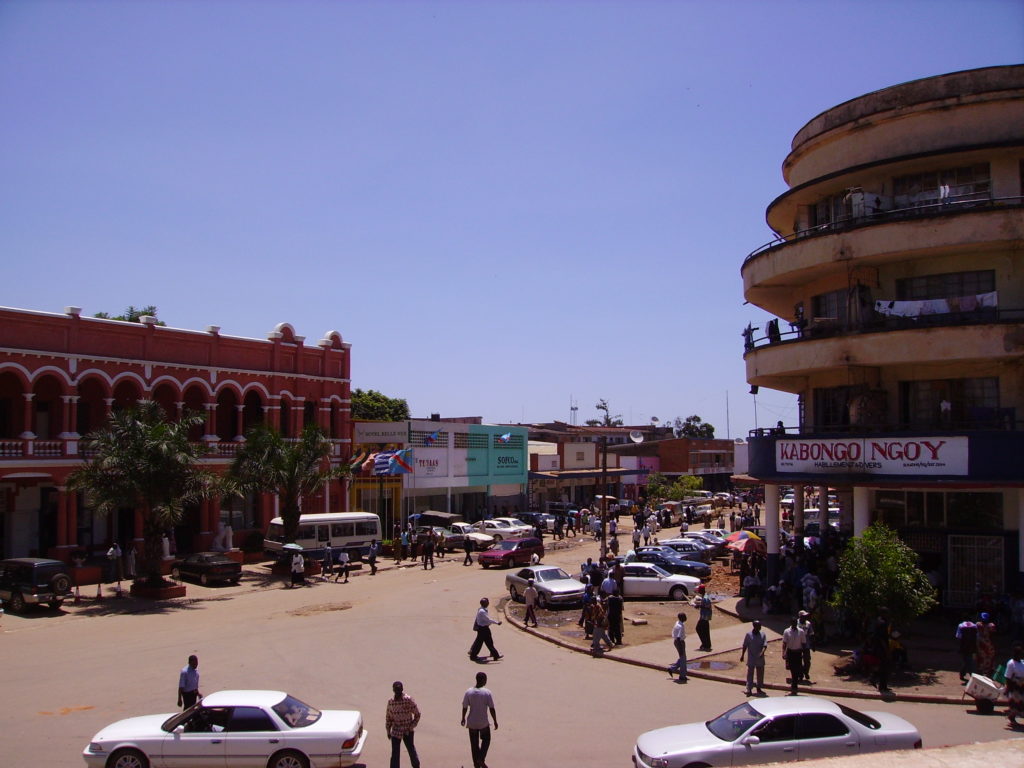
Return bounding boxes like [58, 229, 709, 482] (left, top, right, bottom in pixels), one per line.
[332, 523, 355, 538]
[297, 525, 315, 540]
[317, 525, 329, 542]
[356, 521, 379, 536]
[266, 523, 284, 542]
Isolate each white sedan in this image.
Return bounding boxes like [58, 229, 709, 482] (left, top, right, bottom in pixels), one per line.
[633, 696, 921, 768]
[491, 517, 535, 536]
[472, 519, 521, 541]
[621, 562, 700, 600]
[83, 690, 367, 768]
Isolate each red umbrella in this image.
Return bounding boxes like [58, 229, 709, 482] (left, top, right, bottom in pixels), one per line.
[725, 529, 762, 543]
[726, 537, 766, 554]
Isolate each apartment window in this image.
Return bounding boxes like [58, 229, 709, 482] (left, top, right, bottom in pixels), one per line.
[810, 193, 853, 228]
[811, 289, 847, 324]
[900, 377, 999, 429]
[896, 270, 995, 301]
[221, 493, 258, 530]
[893, 163, 990, 206]
[813, 386, 857, 430]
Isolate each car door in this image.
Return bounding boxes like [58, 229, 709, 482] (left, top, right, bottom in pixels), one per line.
[622, 565, 658, 597]
[735, 714, 799, 764]
[795, 713, 858, 761]
[222, 706, 283, 768]
[161, 706, 229, 767]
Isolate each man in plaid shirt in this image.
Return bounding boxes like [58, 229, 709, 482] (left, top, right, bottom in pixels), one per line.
[385, 681, 421, 768]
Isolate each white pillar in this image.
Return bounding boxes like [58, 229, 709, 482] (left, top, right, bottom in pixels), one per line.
[765, 483, 780, 584]
[853, 486, 870, 535]
[1017, 490, 1024, 575]
[793, 483, 805, 536]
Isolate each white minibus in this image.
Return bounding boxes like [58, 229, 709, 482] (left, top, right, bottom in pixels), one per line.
[264, 512, 381, 560]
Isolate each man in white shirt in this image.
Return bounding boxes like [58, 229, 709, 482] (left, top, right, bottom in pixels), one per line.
[334, 549, 350, 583]
[782, 616, 807, 695]
[600, 573, 617, 597]
[523, 579, 539, 628]
[461, 672, 497, 768]
[469, 597, 503, 662]
[667, 612, 688, 683]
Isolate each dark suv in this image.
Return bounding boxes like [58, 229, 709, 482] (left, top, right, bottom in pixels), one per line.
[0, 557, 73, 612]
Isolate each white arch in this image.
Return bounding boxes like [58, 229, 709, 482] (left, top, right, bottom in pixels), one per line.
[240, 381, 272, 399]
[0, 361, 38, 389]
[272, 322, 297, 341]
[110, 371, 151, 392]
[213, 380, 244, 399]
[149, 375, 185, 398]
[28, 366, 74, 388]
[178, 377, 216, 399]
[74, 368, 117, 387]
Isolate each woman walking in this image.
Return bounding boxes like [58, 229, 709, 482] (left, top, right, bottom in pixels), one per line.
[977, 612, 997, 676]
[1005, 645, 1024, 728]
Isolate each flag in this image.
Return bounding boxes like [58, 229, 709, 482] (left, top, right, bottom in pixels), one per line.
[389, 448, 414, 474]
[425, 431, 439, 446]
[498, 432, 511, 443]
[373, 451, 394, 475]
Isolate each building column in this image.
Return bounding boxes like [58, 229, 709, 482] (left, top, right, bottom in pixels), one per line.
[853, 485, 871, 535]
[20, 393, 36, 439]
[1017, 490, 1024, 577]
[203, 403, 219, 442]
[792, 483, 805, 535]
[175, 401, 185, 418]
[765, 483, 781, 585]
[56, 487, 69, 548]
[103, 397, 114, 418]
[234, 404, 245, 442]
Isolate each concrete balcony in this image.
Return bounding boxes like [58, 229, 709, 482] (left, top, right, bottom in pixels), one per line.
[742, 201, 1024, 317]
[744, 318, 1024, 392]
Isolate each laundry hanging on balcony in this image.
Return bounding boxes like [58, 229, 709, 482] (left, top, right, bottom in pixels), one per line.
[874, 290, 997, 318]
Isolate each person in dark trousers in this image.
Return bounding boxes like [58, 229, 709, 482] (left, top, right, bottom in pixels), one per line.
[782, 616, 806, 695]
[463, 536, 475, 566]
[873, 608, 893, 694]
[469, 597, 503, 661]
[461, 671, 498, 768]
[607, 587, 625, 646]
[422, 531, 435, 570]
[668, 612, 688, 682]
[691, 584, 713, 652]
[177, 654, 201, 710]
[957, 614, 979, 682]
[366, 539, 379, 575]
[385, 681, 421, 768]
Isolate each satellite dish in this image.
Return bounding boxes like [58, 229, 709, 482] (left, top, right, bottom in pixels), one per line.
[672, 425, 683, 438]
[651, 416, 660, 424]
[629, 430, 644, 443]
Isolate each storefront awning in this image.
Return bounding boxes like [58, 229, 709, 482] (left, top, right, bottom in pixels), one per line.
[529, 468, 643, 480]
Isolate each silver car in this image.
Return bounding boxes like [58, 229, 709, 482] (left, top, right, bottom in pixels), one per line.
[633, 696, 921, 768]
[621, 562, 700, 600]
[506, 565, 586, 608]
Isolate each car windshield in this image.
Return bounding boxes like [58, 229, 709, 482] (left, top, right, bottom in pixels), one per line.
[494, 541, 517, 551]
[489, 521, 511, 528]
[535, 568, 570, 581]
[706, 702, 764, 741]
[838, 703, 881, 729]
[647, 564, 670, 577]
[272, 694, 322, 728]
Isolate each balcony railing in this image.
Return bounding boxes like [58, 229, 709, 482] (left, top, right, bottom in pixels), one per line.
[744, 194, 1024, 266]
[750, 413, 1020, 438]
[743, 306, 1024, 353]
[1, 437, 346, 461]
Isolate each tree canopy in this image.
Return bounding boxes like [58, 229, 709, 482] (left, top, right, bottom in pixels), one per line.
[674, 414, 715, 438]
[94, 305, 167, 326]
[829, 522, 937, 632]
[227, 424, 347, 542]
[68, 401, 215, 583]
[351, 388, 410, 422]
[644, 472, 703, 503]
[585, 399, 623, 427]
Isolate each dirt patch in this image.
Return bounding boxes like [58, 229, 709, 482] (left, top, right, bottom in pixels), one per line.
[287, 602, 353, 617]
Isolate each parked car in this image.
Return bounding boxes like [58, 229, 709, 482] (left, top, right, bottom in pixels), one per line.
[620, 562, 700, 600]
[681, 531, 726, 555]
[0, 557, 72, 612]
[505, 564, 586, 607]
[414, 525, 461, 550]
[491, 517, 534, 537]
[83, 689, 367, 768]
[477, 537, 544, 569]
[657, 538, 714, 563]
[518, 512, 557, 531]
[448, 522, 495, 549]
[471, 519, 518, 541]
[627, 548, 712, 580]
[170, 552, 242, 586]
[632, 695, 921, 768]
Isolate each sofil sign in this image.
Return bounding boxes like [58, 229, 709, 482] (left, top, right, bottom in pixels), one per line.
[776, 436, 968, 475]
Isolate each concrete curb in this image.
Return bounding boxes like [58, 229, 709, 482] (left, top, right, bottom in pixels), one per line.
[502, 599, 973, 706]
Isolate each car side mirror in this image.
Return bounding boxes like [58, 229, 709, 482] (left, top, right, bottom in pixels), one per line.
[741, 735, 760, 746]
[174, 725, 185, 734]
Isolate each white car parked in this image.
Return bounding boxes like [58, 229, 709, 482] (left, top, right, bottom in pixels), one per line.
[633, 695, 920, 768]
[472, 519, 525, 541]
[83, 690, 367, 768]
[491, 517, 535, 536]
[620, 562, 700, 600]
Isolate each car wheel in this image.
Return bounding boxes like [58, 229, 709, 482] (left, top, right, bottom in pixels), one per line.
[50, 573, 72, 594]
[267, 749, 309, 768]
[670, 585, 688, 601]
[481, 562, 489, 569]
[200, 573, 210, 586]
[509, 585, 520, 602]
[107, 747, 149, 768]
[49, 599, 63, 610]
[492, 534, 502, 542]
[537, 592, 549, 609]
[171, 567, 181, 580]
[8, 591, 25, 613]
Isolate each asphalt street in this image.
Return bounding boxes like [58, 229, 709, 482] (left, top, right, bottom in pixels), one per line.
[2, 543, 1017, 767]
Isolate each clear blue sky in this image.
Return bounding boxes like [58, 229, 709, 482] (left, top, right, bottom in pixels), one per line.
[1, 1, 1021, 437]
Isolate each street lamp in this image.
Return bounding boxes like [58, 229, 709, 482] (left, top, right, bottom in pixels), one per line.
[600, 429, 645, 560]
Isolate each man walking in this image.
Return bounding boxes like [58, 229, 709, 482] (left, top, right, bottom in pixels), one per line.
[422, 531, 435, 570]
[367, 539, 379, 576]
[334, 548, 350, 583]
[461, 671, 498, 768]
[469, 597, 503, 662]
[463, 535, 475, 566]
[523, 579, 539, 628]
[667, 612, 688, 682]
[691, 584, 713, 652]
[740, 620, 767, 696]
[177, 654, 201, 709]
[782, 616, 806, 695]
[797, 610, 814, 683]
[385, 681, 421, 768]
[956, 614, 979, 682]
[590, 596, 613, 655]
[321, 542, 333, 581]
[607, 587, 624, 646]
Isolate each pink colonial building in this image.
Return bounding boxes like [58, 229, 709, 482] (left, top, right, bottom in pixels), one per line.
[0, 305, 352, 562]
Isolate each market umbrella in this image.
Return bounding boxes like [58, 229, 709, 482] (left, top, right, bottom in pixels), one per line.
[725, 529, 762, 543]
[282, 543, 303, 551]
[726, 537, 766, 554]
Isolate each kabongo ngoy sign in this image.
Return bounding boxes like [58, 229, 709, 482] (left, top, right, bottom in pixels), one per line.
[776, 436, 968, 475]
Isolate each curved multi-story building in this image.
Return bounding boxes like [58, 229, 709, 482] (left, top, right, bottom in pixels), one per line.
[741, 65, 1024, 603]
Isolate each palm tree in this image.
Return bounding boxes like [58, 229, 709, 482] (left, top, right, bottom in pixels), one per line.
[227, 423, 347, 543]
[69, 401, 216, 584]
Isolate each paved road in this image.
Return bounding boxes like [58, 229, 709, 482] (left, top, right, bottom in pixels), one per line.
[2, 545, 1016, 767]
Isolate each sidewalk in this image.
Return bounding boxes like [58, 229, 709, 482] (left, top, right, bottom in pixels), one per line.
[503, 594, 986, 706]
